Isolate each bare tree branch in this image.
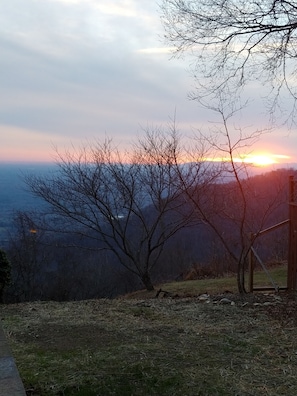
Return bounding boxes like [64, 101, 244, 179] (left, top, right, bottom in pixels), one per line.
[161, 0, 297, 124]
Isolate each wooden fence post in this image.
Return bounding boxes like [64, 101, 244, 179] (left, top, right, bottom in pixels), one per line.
[248, 233, 254, 293]
[288, 176, 297, 291]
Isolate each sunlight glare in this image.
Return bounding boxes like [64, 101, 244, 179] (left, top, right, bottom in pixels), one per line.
[243, 155, 276, 167]
[242, 153, 290, 167]
[203, 153, 290, 167]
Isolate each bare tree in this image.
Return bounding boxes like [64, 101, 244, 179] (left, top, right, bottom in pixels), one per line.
[160, 1, 293, 291]
[177, 104, 287, 293]
[161, 0, 297, 124]
[20, 122, 286, 294]
[24, 129, 196, 291]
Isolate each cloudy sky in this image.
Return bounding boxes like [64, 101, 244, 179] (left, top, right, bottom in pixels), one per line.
[0, 0, 296, 163]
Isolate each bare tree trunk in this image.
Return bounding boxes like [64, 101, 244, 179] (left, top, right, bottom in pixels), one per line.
[141, 273, 154, 291]
[237, 260, 246, 294]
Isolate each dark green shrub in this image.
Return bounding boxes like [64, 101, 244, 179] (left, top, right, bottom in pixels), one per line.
[0, 249, 11, 303]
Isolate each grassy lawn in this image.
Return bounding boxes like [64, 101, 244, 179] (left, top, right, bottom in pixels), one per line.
[1, 266, 296, 396]
[129, 265, 288, 298]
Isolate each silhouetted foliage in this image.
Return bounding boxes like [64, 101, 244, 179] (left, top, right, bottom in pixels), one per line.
[0, 248, 11, 303]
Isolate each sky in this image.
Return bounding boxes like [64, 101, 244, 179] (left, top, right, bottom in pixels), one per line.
[0, 0, 296, 164]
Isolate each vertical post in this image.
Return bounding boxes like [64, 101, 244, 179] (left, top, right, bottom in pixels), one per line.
[288, 176, 297, 291]
[248, 233, 254, 293]
[289, 175, 295, 203]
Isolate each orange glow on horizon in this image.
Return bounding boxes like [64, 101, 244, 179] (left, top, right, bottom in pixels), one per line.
[241, 154, 278, 167]
[240, 153, 291, 167]
[204, 153, 291, 167]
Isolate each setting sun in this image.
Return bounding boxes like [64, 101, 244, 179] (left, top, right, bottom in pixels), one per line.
[204, 153, 291, 167]
[241, 153, 290, 167]
[242, 154, 277, 167]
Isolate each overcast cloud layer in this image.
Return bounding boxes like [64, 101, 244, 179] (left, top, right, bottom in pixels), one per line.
[0, 0, 296, 162]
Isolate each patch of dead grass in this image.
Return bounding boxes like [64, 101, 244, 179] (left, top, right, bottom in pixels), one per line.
[1, 293, 297, 395]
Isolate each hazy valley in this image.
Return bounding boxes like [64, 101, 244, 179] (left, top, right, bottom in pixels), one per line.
[1, 160, 296, 301]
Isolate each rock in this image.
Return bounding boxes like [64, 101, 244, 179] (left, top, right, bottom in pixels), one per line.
[198, 294, 210, 301]
[219, 298, 233, 305]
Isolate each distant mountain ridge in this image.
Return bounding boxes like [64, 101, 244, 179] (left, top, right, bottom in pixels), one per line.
[0, 161, 296, 247]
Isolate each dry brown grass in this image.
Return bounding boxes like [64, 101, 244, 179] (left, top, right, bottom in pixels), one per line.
[1, 287, 297, 395]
